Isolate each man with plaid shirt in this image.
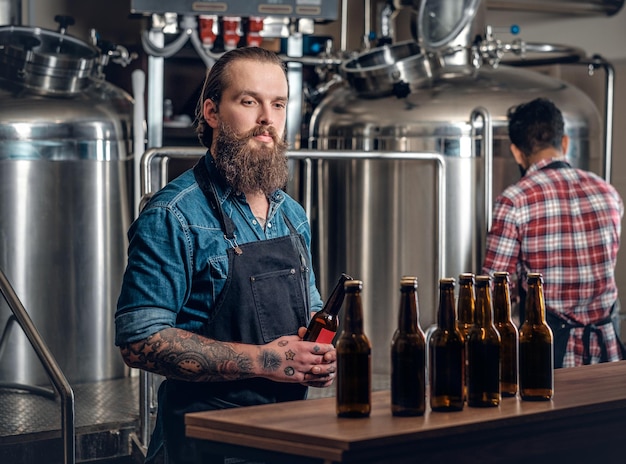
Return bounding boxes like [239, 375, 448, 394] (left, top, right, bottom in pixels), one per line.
[482, 97, 625, 368]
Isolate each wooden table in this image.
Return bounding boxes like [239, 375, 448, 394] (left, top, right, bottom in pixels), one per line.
[186, 361, 626, 463]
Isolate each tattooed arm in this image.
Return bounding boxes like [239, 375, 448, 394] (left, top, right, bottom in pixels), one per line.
[119, 326, 336, 386]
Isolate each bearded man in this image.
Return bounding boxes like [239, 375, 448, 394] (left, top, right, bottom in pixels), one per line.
[115, 47, 336, 464]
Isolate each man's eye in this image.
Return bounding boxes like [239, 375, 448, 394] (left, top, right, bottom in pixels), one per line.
[242, 99, 255, 106]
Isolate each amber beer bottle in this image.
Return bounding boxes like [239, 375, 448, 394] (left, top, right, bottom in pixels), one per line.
[391, 276, 426, 416]
[467, 275, 501, 407]
[457, 273, 475, 400]
[303, 273, 352, 343]
[429, 278, 464, 412]
[457, 273, 476, 340]
[519, 273, 554, 401]
[493, 271, 519, 397]
[336, 280, 372, 417]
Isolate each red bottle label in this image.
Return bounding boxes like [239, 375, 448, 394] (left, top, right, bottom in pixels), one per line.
[315, 328, 336, 344]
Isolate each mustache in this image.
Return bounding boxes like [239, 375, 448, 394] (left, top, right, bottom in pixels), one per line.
[245, 125, 280, 141]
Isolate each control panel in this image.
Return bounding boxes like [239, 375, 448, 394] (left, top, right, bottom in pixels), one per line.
[130, 0, 339, 20]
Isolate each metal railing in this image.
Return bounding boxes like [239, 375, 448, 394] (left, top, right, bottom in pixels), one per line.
[0, 268, 75, 464]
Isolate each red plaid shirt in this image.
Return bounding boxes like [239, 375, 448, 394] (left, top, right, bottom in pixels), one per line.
[482, 157, 623, 367]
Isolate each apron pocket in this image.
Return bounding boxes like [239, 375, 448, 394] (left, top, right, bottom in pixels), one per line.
[250, 267, 306, 342]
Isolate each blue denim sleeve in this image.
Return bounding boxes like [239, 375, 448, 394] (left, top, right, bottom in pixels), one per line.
[115, 204, 192, 345]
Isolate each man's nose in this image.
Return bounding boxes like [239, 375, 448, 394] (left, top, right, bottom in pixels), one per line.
[257, 103, 273, 126]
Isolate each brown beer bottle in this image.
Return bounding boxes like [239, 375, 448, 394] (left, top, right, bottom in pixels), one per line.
[467, 275, 501, 407]
[391, 276, 426, 416]
[303, 273, 352, 343]
[457, 272, 475, 400]
[519, 273, 554, 401]
[336, 280, 372, 417]
[493, 271, 519, 397]
[429, 278, 464, 412]
[457, 273, 476, 340]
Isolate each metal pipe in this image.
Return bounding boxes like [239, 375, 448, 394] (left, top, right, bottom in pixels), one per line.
[594, 57, 616, 183]
[341, 0, 349, 51]
[471, 107, 493, 271]
[140, 149, 447, 282]
[0, 268, 75, 464]
[487, 0, 624, 16]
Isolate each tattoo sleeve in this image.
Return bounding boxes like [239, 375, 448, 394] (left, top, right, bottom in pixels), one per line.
[119, 328, 255, 382]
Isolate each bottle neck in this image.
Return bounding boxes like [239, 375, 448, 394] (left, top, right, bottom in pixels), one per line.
[344, 291, 365, 333]
[474, 283, 493, 327]
[525, 282, 546, 325]
[324, 274, 350, 316]
[457, 283, 475, 324]
[437, 286, 457, 330]
[493, 280, 512, 323]
[398, 288, 419, 333]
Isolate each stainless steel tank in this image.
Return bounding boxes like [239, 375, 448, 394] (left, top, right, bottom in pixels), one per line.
[301, 0, 603, 375]
[0, 25, 133, 386]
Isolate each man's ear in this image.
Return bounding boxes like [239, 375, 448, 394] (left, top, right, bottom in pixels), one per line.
[561, 134, 570, 155]
[203, 99, 219, 129]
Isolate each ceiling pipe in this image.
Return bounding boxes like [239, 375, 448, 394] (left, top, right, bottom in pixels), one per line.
[486, 0, 624, 16]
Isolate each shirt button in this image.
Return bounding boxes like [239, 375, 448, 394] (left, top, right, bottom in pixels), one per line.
[267, 222, 272, 228]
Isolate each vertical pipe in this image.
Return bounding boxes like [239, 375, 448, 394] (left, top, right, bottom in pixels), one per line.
[286, 28, 304, 149]
[147, 26, 164, 149]
[340, 0, 348, 51]
[600, 59, 615, 183]
[471, 107, 493, 270]
[364, 0, 371, 41]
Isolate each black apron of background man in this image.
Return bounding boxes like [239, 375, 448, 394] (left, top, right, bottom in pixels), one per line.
[151, 157, 312, 464]
[517, 160, 626, 368]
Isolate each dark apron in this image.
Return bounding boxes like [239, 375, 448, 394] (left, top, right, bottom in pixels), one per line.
[518, 159, 626, 368]
[152, 158, 311, 463]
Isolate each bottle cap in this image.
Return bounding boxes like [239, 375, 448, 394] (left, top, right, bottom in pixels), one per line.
[400, 276, 418, 288]
[493, 271, 510, 278]
[439, 277, 455, 287]
[345, 280, 363, 291]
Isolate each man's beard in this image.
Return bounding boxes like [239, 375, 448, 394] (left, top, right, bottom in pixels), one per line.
[214, 121, 289, 195]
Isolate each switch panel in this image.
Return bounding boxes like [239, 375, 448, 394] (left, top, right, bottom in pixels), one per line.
[131, 0, 339, 20]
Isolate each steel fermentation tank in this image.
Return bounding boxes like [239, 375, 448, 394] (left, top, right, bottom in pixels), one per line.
[302, 0, 603, 375]
[0, 25, 133, 386]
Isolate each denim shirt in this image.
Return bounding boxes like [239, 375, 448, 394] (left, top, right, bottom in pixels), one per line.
[115, 154, 322, 345]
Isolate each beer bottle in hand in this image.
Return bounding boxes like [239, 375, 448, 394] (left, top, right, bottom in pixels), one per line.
[467, 275, 501, 407]
[519, 273, 554, 401]
[457, 272, 475, 400]
[303, 273, 352, 343]
[493, 271, 518, 397]
[336, 280, 372, 417]
[429, 278, 464, 412]
[391, 276, 426, 416]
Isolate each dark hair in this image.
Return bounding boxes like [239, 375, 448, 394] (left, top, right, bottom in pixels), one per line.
[195, 47, 288, 148]
[507, 97, 565, 157]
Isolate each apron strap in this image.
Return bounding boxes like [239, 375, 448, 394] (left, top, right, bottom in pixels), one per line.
[581, 317, 612, 365]
[193, 159, 243, 255]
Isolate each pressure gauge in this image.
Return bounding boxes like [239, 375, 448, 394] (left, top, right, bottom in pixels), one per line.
[418, 0, 481, 51]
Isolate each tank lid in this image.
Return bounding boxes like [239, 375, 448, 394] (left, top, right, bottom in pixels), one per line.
[417, 0, 482, 52]
[341, 41, 437, 98]
[0, 25, 99, 96]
